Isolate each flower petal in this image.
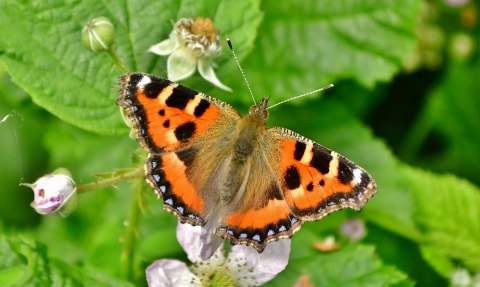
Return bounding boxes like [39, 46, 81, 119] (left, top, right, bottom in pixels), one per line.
[148, 37, 178, 56]
[26, 173, 76, 216]
[228, 246, 276, 285]
[198, 59, 232, 92]
[176, 221, 223, 262]
[167, 49, 197, 82]
[233, 239, 291, 275]
[146, 259, 197, 287]
[176, 223, 203, 263]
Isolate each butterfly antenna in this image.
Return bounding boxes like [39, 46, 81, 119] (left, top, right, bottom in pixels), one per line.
[267, 84, 334, 110]
[227, 39, 256, 105]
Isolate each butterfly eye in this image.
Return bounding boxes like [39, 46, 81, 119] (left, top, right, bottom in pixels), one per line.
[263, 109, 269, 119]
[249, 106, 257, 114]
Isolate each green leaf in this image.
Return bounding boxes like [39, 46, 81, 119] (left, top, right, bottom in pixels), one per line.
[239, 0, 422, 103]
[1, 234, 135, 287]
[405, 167, 480, 272]
[0, 236, 23, 272]
[0, 0, 262, 135]
[42, 119, 138, 183]
[268, 235, 412, 287]
[425, 61, 480, 185]
[419, 245, 455, 278]
[0, 268, 24, 287]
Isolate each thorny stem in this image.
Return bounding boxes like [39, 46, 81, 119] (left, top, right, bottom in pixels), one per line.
[76, 167, 144, 194]
[107, 46, 129, 73]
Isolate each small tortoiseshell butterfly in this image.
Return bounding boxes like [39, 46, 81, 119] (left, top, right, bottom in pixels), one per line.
[117, 72, 377, 252]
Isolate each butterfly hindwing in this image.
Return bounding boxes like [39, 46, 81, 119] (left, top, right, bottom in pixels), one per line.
[217, 144, 303, 251]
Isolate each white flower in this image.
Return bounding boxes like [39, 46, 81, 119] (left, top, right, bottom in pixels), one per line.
[146, 223, 290, 287]
[21, 168, 77, 217]
[148, 17, 232, 91]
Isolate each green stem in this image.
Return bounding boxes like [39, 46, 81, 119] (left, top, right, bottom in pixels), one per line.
[119, 177, 143, 281]
[107, 47, 129, 73]
[77, 167, 144, 194]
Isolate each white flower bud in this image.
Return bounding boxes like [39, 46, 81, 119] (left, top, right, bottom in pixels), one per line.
[21, 168, 77, 217]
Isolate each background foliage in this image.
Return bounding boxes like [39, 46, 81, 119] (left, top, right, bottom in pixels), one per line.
[0, 0, 479, 286]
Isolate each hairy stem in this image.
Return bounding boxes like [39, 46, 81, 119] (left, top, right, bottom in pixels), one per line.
[77, 167, 144, 194]
[107, 47, 129, 73]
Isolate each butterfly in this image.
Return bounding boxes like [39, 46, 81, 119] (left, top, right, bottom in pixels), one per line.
[117, 72, 377, 252]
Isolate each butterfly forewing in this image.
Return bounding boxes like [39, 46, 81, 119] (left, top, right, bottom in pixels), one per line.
[270, 127, 377, 221]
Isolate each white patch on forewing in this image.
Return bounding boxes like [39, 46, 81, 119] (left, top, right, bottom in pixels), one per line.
[137, 75, 152, 87]
[353, 169, 363, 185]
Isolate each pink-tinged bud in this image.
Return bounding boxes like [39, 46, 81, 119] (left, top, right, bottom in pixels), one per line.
[21, 168, 77, 217]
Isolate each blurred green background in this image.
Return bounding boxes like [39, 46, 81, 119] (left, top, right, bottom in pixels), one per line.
[1, 0, 479, 286]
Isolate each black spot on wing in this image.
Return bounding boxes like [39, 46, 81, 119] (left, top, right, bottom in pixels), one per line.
[163, 120, 170, 128]
[310, 145, 332, 175]
[128, 73, 143, 87]
[174, 122, 196, 141]
[165, 85, 196, 110]
[294, 141, 306, 161]
[194, 99, 210, 117]
[306, 182, 314, 191]
[284, 166, 301, 189]
[143, 78, 171, 99]
[159, 109, 165, 116]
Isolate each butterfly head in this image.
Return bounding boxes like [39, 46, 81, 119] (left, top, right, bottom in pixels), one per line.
[248, 96, 270, 120]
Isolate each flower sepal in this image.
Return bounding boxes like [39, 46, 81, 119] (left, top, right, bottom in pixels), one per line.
[82, 16, 115, 53]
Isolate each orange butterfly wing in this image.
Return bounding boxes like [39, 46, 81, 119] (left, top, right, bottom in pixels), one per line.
[118, 73, 240, 226]
[271, 128, 377, 221]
